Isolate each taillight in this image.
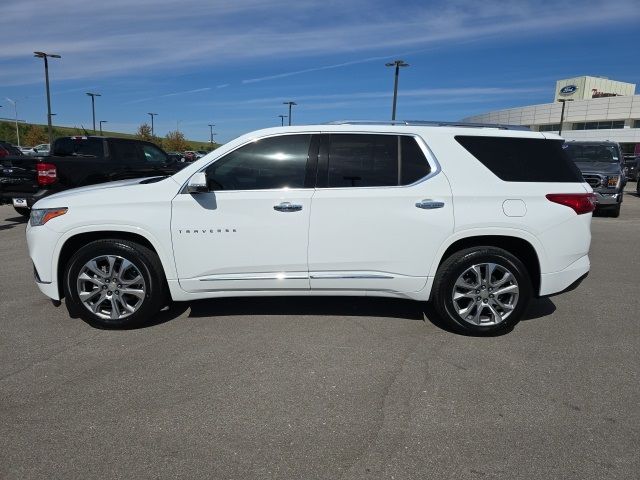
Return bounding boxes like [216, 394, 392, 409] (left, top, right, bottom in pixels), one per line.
[36, 162, 57, 186]
[0, 146, 8, 158]
[546, 193, 597, 215]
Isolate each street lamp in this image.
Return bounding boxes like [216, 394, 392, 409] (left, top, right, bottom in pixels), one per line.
[278, 114, 288, 126]
[86, 92, 101, 134]
[208, 124, 215, 145]
[148, 112, 158, 136]
[34, 51, 61, 145]
[99, 120, 108, 135]
[557, 99, 573, 135]
[385, 60, 409, 121]
[283, 101, 297, 126]
[5, 98, 21, 147]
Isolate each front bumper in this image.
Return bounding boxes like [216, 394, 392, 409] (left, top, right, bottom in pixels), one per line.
[27, 222, 61, 301]
[593, 190, 622, 206]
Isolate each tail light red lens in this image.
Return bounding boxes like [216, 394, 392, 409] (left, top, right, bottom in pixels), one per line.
[546, 193, 597, 215]
[36, 162, 57, 186]
[0, 146, 8, 158]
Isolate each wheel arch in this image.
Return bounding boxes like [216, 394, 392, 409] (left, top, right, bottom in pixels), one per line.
[55, 228, 174, 299]
[431, 233, 543, 297]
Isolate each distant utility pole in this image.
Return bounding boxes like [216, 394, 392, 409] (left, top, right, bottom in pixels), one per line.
[283, 101, 297, 126]
[99, 120, 108, 135]
[6, 98, 20, 147]
[208, 124, 215, 145]
[278, 114, 288, 126]
[385, 60, 409, 121]
[557, 99, 573, 135]
[86, 92, 101, 134]
[33, 51, 61, 145]
[148, 112, 158, 136]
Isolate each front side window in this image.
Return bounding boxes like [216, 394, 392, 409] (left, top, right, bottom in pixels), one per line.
[206, 135, 311, 190]
[326, 134, 430, 188]
[141, 144, 167, 163]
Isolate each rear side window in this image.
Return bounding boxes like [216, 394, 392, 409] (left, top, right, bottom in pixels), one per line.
[54, 138, 104, 157]
[455, 136, 583, 182]
[326, 134, 430, 188]
[109, 140, 141, 163]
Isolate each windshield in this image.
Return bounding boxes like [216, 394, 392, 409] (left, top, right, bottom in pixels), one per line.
[563, 144, 619, 163]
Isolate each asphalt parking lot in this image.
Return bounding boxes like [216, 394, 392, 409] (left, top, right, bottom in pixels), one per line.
[1, 189, 638, 480]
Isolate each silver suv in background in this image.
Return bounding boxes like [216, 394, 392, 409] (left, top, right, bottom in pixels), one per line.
[563, 141, 625, 217]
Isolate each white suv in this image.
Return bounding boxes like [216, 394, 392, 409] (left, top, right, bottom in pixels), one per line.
[26, 122, 594, 334]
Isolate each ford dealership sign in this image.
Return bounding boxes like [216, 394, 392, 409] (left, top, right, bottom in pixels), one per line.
[559, 85, 578, 96]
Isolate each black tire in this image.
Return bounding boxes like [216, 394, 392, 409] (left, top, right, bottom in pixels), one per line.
[432, 247, 533, 335]
[636, 179, 640, 195]
[63, 239, 166, 328]
[13, 206, 30, 218]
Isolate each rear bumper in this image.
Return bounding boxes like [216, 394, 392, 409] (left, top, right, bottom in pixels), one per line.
[539, 255, 590, 297]
[0, 189, 52, 207]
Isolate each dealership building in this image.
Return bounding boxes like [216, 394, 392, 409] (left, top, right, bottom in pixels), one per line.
[463, 76, 640, 154]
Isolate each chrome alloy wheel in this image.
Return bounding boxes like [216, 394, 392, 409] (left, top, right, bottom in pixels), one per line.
[76, 255, 146, 320]
[451, 263, 519, 326]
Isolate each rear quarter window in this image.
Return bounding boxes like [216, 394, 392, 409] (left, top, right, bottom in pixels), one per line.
[455, 136, 583, 182]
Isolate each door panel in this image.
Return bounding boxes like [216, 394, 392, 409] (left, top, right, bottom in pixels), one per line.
[308, 133, 454, 293]
[172, 190, 313, 292]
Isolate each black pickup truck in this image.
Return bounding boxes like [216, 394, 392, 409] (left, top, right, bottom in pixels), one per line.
[0, 136, 183, 216]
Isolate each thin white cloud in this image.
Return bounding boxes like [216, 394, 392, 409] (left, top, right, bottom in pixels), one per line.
[0, 0, 638, 85]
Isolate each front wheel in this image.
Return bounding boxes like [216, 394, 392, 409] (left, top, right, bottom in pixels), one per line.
[63, 239, 166, 328]
[432, 247, 532, 335]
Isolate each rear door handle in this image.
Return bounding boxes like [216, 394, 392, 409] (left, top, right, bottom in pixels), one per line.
[416, 199, 445, 209]
[274, 202, 303, 212]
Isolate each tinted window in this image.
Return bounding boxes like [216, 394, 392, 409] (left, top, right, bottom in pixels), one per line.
[54, 138, 104, 157]
[206, 135, 311, 190]
[109, 140, 140, 162]
[141, 144, 167, 163]
[326, 134, 430, 188]
[401, 136, 431, 184]
[455, 136, 583, 182]
[563, 144, 619, 163]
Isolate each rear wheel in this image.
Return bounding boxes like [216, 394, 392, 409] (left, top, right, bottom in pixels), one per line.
[13, 206, 30, 218]
[63, 239, 166, 328]
[432, 247, 532, 335]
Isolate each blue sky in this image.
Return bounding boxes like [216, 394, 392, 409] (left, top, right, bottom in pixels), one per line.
[1, 0, 639, 143]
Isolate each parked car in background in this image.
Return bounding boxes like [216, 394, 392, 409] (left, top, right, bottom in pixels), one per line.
[26, 144, 50, 156]
[25, 122, 593, 335]
[19, 146, 34, 155]
[0, 140, 24, 158]
[563, 141, 625, 217]
[623, 154, 638, 181]
[196, 150, 208, 158]
[0, 136, 183, 216]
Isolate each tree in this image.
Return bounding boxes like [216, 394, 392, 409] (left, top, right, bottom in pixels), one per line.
[164, 130, 189, 152]
[24, 125, 48, 146]
[136, 123, 162, 147]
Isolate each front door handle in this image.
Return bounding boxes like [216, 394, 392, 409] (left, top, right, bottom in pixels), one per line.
[416, 199, 445, 209]
[274, 202, 303, 212]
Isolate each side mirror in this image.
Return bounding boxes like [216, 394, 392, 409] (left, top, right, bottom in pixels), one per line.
[187, 172, 209, 194]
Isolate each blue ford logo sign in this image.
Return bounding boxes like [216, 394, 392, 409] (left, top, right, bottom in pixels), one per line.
[559, 85, 577, 96]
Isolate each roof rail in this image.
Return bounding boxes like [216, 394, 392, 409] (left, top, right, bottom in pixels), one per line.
[325, 120, 530, 131]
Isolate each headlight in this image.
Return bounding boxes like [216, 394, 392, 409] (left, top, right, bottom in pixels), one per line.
[30, 208, 68, 226]
[607, 176, 619, 188]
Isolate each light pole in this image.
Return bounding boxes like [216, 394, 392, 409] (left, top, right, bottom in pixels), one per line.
[86, 92, 101, 134]
[283, 101, 297, 126]
[208, 124, 215, 145]
[99, 120, 107, 135]
[6, 98, 20, 147]
[278, 114, 288, 126]
[34, 51, 61, 145]
[148, 112, 158, 136]
[385, 60, 409, 121]
[557, 99, 573, 135]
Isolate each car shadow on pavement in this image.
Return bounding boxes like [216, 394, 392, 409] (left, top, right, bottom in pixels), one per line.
[136, 295, 556, 336]
[0, 215, 28, 231]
